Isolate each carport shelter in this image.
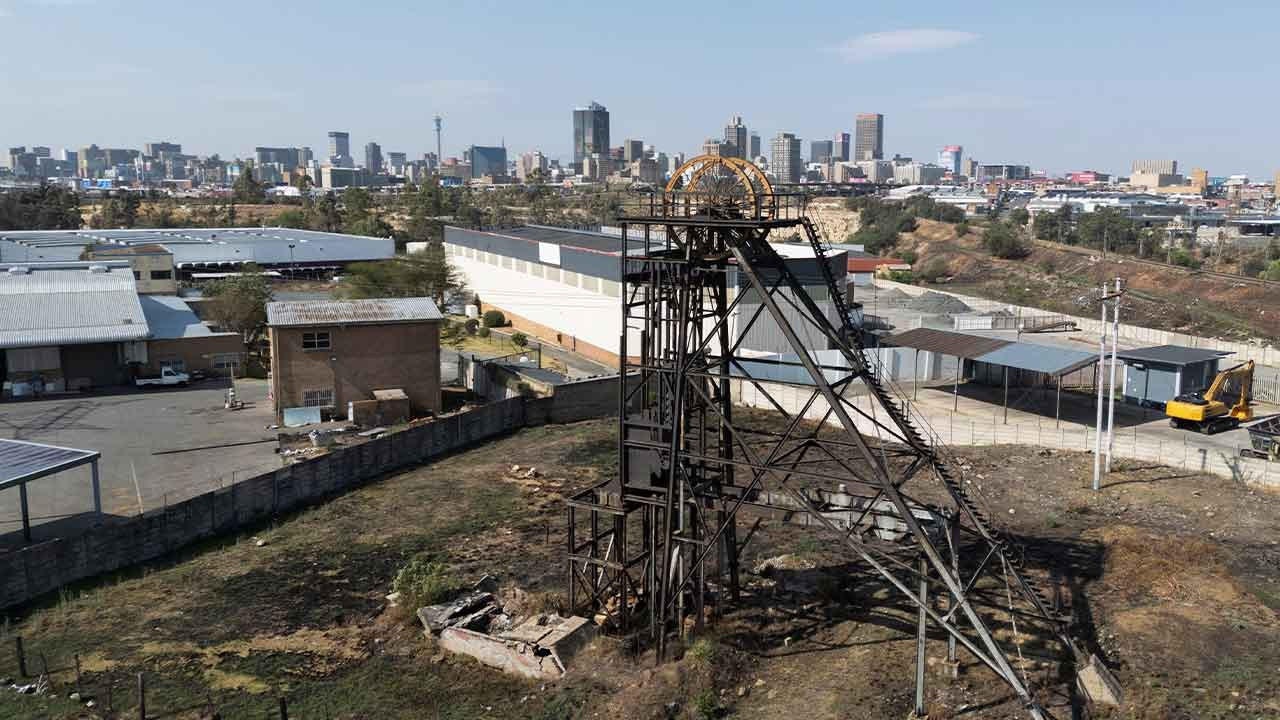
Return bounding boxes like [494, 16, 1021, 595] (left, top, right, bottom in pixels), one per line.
[886, 328, 1099, 423]
[1114, 345, 1232, 409]
[0, 438, 101, 542]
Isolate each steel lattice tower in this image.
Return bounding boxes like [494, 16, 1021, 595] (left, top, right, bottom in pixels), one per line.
[565, 156, 1110, 719]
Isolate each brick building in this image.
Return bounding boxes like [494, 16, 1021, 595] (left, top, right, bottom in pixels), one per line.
[266, 298, 443, 420]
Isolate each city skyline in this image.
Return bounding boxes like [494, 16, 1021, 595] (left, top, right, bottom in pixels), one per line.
[1, 1, 1279, 177]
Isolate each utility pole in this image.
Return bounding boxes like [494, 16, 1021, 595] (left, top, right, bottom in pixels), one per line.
[1105, 277, 1123, 472]
[1093, 282, 1107, 492]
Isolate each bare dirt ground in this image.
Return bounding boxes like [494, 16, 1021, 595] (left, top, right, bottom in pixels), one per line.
[1, 420, 1277, 719]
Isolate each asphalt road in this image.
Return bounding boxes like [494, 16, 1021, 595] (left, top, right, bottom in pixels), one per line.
[0, 378, 280, 548]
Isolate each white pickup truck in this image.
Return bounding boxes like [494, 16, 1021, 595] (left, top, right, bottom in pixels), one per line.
[135, 367, 191, 388]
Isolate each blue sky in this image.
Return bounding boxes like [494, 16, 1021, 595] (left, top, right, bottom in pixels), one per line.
[1, 0, 1277, 177]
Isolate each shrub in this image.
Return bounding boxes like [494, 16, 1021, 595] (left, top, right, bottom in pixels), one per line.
[916, 257, 949, 283]
[463, 318, 479, 335]
[393, 556, 461, 612]
[477, 326, 491, 338]
[511, 331, 528, 348]
[954, 221, 970, 237]
[1037, 258, 1057, 275]
[1259, 259, 1280, 281]
[983, 222, 1029, 259]
[897, 249, 918, 265]
[1170, 248, 1201, 269]
[482, 309, 506, 328]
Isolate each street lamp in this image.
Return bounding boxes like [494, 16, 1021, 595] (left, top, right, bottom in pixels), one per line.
[288, 243, 296, 280]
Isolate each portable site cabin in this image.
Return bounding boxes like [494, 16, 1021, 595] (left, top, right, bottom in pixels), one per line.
[1115, 345, 1231, 409]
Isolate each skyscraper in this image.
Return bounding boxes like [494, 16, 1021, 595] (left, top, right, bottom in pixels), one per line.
[469, 145, 508, 179]
[624, 139, 644, 163]
[810, 140, 834, 164]
[938, 145, 963, 176]
[365, 142, 383, 174]
[749, 133, 761, 159]
[770, 132, 801, 183]
[572, 102, 609, 173]
[833, 132, 851, 162]
[723, 115, 748, 159]
[854, 113, 884, 161]
[328, 131, 351, 167]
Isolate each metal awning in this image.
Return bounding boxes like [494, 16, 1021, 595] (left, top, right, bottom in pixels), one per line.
[0, 438, 102, 542]
[973, 343, 1099, 378]
[1114, 345, 1231, 367]
[885, 328, 1012, 358]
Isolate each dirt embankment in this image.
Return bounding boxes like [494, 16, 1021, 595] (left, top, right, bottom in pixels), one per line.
[893, 218, 1280, 343]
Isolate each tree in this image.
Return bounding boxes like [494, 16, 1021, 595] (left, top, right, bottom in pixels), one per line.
[1260, 260, 1280, 281]
[275, 208, 309, 229]
[341, 245, 466, 305]
[203, 266, 273, 346]
[1009, 208, 1030, 227]
[231, 161, 265, 203]
[511, 331, 528, 349]
[0, 184, 82, 230]
[982, 221, 1029, 259]
[1033, 205, 1075, 243]
[291, 173, 314, 193]
[916, 256, 949, 283]
[314, 194, 342, 232]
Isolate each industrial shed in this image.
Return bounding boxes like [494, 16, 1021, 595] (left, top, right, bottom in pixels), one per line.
[1115, 345, 1231, 409]
[443, 224, 848, 367]
[885, 328, 1100, 422]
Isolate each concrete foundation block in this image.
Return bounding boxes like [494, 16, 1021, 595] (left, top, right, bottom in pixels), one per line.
[1077, 654, 1123, 706]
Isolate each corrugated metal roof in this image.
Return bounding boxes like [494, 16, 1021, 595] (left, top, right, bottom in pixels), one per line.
[1114, 345, 1231, 366]
[488, 225, 640, 253]
[0, 227, 395, 267]
[885, 328, 1012, 358]
[139, 295, 215, 340]
[267, 297, 443, 327]
[0, 263, 149, 348]
[973, 343, 1098, 377]
[0, 438, 99, 491]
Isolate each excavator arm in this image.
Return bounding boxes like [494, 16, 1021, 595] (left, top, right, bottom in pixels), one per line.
[1167, 360, 1254, 432]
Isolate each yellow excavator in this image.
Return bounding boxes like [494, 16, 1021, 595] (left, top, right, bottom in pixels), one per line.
[1166, 360, 1254, 434]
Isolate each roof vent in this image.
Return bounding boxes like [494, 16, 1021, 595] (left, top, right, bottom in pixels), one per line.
[7, 266, 30, 275]
[88, 264, 109, 273]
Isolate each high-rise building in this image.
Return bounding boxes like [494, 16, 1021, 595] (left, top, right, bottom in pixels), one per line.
[365, 142, 383, 174]
[469, 145, 507, 179]
[1132, 159, 1177, 175]
[300, 147, 313, 166]
[749, 133, 761, 159]
[938, 145, 963, 176]
[702, 139, 731, 157]
[624, 139, 644, 163]
[517, 151, 548, 181]
[770, 132, 801, 184]
[255, 147, 303, 168]
[144, 142, 182, 158]
[724, 116, 748, 159]
[572, 101, 609, 172]
[810, 140, 834, 164]
[832, 132, 851, 162]
[855, 113, 884, 161]
[328, 131, 351, 167]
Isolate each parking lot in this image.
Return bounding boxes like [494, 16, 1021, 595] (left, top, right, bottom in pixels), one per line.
[0, 378, 280, 548]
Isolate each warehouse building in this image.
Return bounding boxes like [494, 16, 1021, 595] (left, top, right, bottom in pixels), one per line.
[442, 225, 848, 367]
[0, 261, 245, 396]
[0, 227, 394, 278]
[266, 298, 443, 422]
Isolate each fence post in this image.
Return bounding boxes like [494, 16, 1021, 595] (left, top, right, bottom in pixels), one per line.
[137, 673, 146, 720]
[14, 636, 27, 677]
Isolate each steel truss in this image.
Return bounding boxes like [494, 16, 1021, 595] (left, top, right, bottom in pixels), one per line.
[565, 188, 1086, 719]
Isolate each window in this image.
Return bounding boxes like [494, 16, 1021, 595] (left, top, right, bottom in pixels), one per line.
[150, 269, 173, 280]
[302, 331, 331, 350]
[159, 358, 185, 372]
[302, 388, 335, 407]
[132, 271, 141, 280]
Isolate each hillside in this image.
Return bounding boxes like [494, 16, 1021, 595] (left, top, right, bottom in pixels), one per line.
[857, 213, 1280, 344]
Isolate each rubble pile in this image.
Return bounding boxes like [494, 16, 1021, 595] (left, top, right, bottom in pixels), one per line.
[415, 579, 595, 681]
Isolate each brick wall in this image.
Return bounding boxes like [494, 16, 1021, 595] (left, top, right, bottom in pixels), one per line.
[270, 321, 442, 419]
[145, 334, 244, 375]
[0, 398, 526, 612]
